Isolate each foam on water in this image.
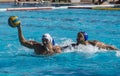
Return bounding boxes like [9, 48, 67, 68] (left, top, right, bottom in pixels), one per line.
[60, 39, 107, 53]
[2, 38, 119, 58]
[115, 51, 120, 57]
[0, 43, 34, 57]
[59, 38, 120, 59]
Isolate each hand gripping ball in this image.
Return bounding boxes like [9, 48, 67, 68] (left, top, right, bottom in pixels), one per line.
[8, 16, 21, 28]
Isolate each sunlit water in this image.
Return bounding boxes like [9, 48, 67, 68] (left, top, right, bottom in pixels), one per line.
[0, 4, 120, 76]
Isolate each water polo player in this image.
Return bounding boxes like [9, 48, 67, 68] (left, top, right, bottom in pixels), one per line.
[8, 16, 61, 55]
[62, 32, 118, 50]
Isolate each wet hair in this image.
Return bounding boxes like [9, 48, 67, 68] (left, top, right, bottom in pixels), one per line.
[79, 32, 88, 41]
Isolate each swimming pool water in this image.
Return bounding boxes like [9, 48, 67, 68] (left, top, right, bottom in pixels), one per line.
[0, 8, 120, 76]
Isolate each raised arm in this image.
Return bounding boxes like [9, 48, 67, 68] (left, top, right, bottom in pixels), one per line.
[17, 24, 38, 49]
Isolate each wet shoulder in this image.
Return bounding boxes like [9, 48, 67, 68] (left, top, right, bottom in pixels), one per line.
[88, 40, 99, 46]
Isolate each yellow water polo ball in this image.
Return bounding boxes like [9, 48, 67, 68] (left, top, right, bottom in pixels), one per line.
[8, 16, 21, 28]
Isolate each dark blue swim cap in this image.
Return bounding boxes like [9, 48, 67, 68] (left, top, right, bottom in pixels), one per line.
[81, 32, 88, 41]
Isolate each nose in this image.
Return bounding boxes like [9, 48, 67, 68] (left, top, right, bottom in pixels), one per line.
[43, 40, 47, 44]
[42, 38, 48, 44]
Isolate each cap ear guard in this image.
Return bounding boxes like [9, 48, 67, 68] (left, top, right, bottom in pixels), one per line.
[52, 39, 55, 45]
[81, 32, 88, 41]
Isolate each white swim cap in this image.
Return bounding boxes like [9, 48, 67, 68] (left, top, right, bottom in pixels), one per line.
[42, 33, 55, 45]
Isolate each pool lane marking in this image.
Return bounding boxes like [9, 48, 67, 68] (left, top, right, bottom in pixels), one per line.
[0, 5, 116, 11]
[7, 7, 54, 11]
[0, 8, 7, 12]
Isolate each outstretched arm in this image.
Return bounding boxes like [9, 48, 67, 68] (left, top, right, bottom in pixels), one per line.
[105, 45, 118, 50]
[17, 24, 39, 49]
[61, 43, 76, 50]
[90, 40, 118, 50]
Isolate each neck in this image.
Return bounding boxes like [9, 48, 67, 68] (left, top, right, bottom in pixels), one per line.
[44, 43, 53, 52]
[77, 41, 87, 45]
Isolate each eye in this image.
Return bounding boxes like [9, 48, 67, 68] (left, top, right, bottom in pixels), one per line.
[42, 38, 47, 40]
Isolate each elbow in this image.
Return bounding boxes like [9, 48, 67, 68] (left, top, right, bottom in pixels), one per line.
[19, 39, 26, 46]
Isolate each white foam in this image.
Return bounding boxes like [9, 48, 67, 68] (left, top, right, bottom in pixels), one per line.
[5, 43, 33, 56]
[115, 51, 120, 57]
[61, 39, 107, 54]
[60, 38, 74, 46]
[5, 39, 118, 57]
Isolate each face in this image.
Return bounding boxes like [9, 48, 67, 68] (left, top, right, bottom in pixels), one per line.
[76, 32, 85, 43]
[42, 38, 49, 46]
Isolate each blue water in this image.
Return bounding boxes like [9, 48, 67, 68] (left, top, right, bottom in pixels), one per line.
[1, 4, 120, 76]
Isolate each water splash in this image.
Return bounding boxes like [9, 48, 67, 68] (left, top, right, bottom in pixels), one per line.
[3, 39, 118, 58]
[0, 43, 34, 57]
[115, 51, 120, 57]
[61, 39, 108, 54]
